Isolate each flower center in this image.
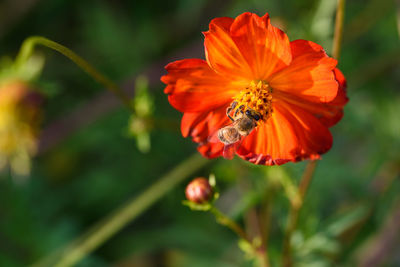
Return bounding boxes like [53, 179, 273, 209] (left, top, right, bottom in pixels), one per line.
[231, 80, 273, 123]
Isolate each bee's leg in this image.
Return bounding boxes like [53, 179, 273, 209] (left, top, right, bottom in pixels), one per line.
[226, 101, 238, 121]
[227, 112, 235, 121]
[239, 105, 244, 113]
[226, 107, 234, 121]
[234, 105, 245, 117]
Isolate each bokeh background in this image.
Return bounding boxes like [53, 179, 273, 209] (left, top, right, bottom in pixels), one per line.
[0, 0, 399, 266]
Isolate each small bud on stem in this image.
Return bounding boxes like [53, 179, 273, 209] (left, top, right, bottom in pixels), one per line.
[185, 177, 213, 204]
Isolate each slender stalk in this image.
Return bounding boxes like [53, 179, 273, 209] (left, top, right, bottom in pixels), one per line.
[237, 169, 270, 267]
[15, 36, 133, 110]
[257, 205, 271, 267]
[298, 161, 318, 198]
[260, 196, 271, 260]
[257, 183, 276, 267]
[332, 0, 346, 60]
[210, 207, 251, 244]
[33, 153, 209, 267]
[396, 0, 400, 39]
[282, 161, 317, 267]
[210, 206, 269, 266]
[257, 252, 270, 267]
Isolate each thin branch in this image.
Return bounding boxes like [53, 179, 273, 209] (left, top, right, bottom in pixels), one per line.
[282, 161, 317, 267]
[332, 0, 346, 60]
[395, 0, 400, 39]
[37, 41, 203, 155]
[16, 36, 133, 111]
[211, 207, 252, 244]
[32, 153, 209, 267]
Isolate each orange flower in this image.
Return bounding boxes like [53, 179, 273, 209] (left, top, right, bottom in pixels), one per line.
[161, 12, 348, 165]
[0, 81, 43, 174]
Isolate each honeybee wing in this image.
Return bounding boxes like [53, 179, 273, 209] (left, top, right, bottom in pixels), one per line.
[222, 137, 243, 159]
[207, 121, 237, 143]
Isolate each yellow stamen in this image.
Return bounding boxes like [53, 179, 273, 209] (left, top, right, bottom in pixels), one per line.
[231, 80, 273, 123]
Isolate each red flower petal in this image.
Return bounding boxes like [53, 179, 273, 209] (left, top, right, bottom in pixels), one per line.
[237, 100, 332, 165]
[204, 13, 292, 81]
[318, 68, 348, 127]
[197, 141, 224, 159]
[269, 39, 338, 103]
[274, 92, 343, 128]
[330, 68, 348, 107]
[181, 112, 209, 142]
[273, 67, 348, 128]
[181, 106, 231, 158]
[229, 12, 292, 80]
[161, 59, 237, 112]
[204, 17, 254, 80]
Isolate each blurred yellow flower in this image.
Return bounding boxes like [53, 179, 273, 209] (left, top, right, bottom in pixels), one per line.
[0, 81, 43, 176]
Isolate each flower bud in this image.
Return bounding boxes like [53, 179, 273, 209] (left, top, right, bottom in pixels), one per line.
[185, 177, 213, 204]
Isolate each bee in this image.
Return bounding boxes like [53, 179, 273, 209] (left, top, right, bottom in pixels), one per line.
[210, 101, 261, 159]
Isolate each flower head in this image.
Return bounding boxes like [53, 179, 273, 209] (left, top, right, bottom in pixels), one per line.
[0, 81, 43, 175]
[161, 12, 348, 165]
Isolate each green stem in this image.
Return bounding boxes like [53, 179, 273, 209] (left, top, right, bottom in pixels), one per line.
[210, 207, 251, 244]
[15, 36, 133, 110]
[332, 0, 346, 60]
[210, 206, 268, 266]
[396, 0, 400, 39]
[259, 193, 272, 267]
[33, 153, 209, 267]
[282, 161, 317, 267]
[256, 208, 271, 267]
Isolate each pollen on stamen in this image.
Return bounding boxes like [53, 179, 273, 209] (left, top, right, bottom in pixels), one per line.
[231, 80, 273, 122]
